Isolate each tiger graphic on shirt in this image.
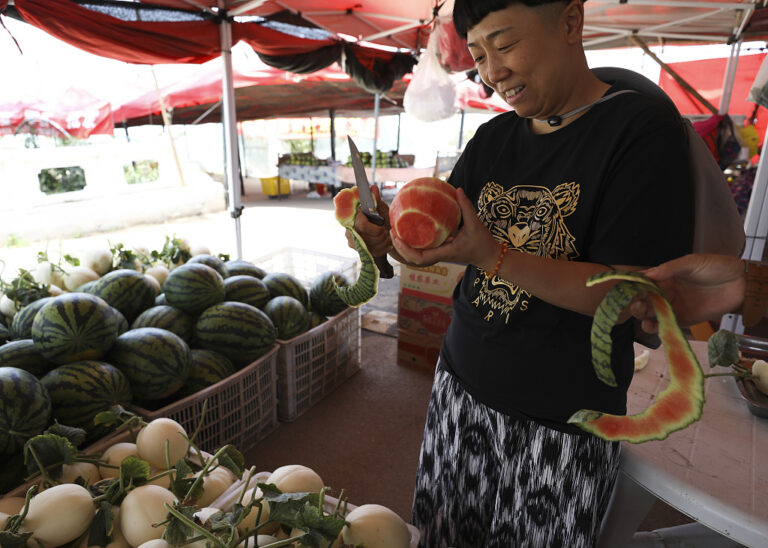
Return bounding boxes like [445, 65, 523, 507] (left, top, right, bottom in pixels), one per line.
[471, 181, 580, 323]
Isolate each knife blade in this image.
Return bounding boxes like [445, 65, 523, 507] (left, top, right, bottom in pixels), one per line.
[347, 136, 394, 279]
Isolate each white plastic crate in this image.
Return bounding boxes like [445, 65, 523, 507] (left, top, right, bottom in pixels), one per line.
[276, 307, 361, 422]
[253, 247, 359, 288]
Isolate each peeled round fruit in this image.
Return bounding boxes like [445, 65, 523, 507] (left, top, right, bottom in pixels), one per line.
[341, 504, 411, 548]
[266, 464, 324, 494]
[136, 418, 189, 469]
[389, 177, 461, 249]
[120, 485, 177, 547]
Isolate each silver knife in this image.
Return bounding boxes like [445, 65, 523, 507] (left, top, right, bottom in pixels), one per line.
[347, 136, 394, 279]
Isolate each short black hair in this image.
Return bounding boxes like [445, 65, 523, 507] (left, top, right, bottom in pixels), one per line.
[452, 0, 583, 39]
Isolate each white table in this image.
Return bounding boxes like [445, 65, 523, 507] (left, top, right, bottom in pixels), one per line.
[277, 164, 434, 190]
[598, 341, 768, 547]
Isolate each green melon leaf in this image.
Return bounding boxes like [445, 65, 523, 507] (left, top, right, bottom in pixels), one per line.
[23, 433, 78, 478]
[707, 329, 740, 368]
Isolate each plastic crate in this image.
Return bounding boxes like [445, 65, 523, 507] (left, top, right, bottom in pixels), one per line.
[253, 247, 359, 289]
[261, 176, 291, 197]
[128, 344, 280, 453]
[276, 306, 361, 422]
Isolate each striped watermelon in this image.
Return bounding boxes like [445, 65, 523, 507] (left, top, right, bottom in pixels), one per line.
[107, 327, 191, 400]
[31, 293, 119, 365]
[194, 301, 276, 368]
[264, 296, 310, 341]
[308, 312, 327, 329]
[41, 360, 132, 440]
[224, 275, 270, 309]
[164, 263, 226, 315]
[75, 280, 98, 294]
[175, 349, 236, 399]
[91, 269, 157, 323]
[131, 305, 194, 343]
[225, 260, 266, 279]
[10, 297, 54, 340]
[156, 293, 167, 306]
[112, 307, 129, 336]
[262, 272, 309, 308]
[187, 254, 228, 279]
[310, 272, 350, 316]
[0, 323, 9, 345]
[0, 339, 56, 377]
[0, 366, 52, 457]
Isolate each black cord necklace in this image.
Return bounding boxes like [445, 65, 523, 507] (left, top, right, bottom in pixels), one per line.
[534, 90, 636, 127]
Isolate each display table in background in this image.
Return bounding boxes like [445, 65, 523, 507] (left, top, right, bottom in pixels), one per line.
[277, 164, 434, 190]
[598, 340, 768, 548]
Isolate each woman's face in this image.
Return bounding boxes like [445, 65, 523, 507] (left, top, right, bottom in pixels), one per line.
[467, 3, 571, 120]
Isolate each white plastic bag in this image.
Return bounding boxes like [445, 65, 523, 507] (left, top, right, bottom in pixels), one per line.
[748, 53, 768, 108]
[404, 31, 457, 122]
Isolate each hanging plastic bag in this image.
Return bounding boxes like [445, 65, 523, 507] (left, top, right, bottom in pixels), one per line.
[748, 54, 768, 109]
[404, 31, 457, 122]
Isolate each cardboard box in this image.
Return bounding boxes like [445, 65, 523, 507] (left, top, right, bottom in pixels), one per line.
[398, 291, 453, 337]
[399, 262, 466, 305]
[397, 328, 444, 371]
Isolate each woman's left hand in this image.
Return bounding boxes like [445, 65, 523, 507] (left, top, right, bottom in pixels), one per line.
[391, 188, 500, 271]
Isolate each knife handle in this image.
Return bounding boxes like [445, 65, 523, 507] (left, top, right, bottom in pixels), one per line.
[363, 212, 394, 279]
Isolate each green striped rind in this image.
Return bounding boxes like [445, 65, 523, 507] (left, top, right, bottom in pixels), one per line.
[187, 254, 229, 279]
[41, 360, 132, 438]
[75, 280, 98, 294]
[164, 263, 226, 315]
[194, 301, 276, 368]
[31, 294, 119, 365]
[10, 297, 54, 340]
[569, 270, 705, 442]
[264, 296, 310, 341]
[175, 349, 237, 399]
[224, 275, 271, 309]
[308, 312, 327, 329]
[107, 327, 192, 400]
[225, 260, 266, 279]
[0, 366, 52, 457]
[91, 269, 157, 323]
[334, 228, 378, 307]
[0, 339, 56, 377]
[262, 272, 309, 308]
[155, 293, 167, 306]
[310, 271, 350, 316]
[112, 307, 129, 336]
[0, 323, 9, 345]
[131, 305, 194, 344]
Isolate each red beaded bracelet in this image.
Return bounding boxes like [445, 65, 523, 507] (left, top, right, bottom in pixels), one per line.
[486, 242, 508, 279]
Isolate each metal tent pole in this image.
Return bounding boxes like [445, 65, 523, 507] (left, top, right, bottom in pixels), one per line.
[719, 39, 742, 114]
[371, 92, 381, 185]
[458, 109, 466, 149]
[219, 16, 243, 259]
[330, 109, 336, 160]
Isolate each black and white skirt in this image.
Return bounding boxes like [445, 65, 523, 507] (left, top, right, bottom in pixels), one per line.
[411, 362, 621, 548]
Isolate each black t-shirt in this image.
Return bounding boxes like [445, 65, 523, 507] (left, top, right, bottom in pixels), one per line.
[441, 82, 694, 434]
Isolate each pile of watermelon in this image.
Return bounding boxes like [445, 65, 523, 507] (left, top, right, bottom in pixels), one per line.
[0, 236, 351, 495]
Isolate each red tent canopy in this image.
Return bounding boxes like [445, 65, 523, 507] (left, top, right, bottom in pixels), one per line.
[0, 86, 113, 138]
[658, 52, 768, 141]
[113, 47, 411, 125]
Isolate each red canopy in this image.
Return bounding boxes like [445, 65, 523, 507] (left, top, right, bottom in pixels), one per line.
[658, 52, 768, 141]
[0, 86, 113, 138]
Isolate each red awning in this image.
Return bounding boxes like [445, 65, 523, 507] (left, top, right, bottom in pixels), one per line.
[658, 52, 768, 141]
[0, 86, 114, 138]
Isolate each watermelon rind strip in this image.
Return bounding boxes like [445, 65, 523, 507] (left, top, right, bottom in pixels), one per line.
[569, 270, 705, 443]
[333, 188, 380, 307]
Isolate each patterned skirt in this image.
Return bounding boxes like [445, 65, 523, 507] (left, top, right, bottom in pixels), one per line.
[411, 363, 620, 548]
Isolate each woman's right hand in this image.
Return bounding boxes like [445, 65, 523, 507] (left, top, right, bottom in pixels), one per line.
[345, 184, 393, 257]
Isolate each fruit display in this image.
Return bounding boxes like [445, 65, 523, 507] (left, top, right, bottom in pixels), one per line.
[0, 415, 417, 548]
[0, 235, 358, 495]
